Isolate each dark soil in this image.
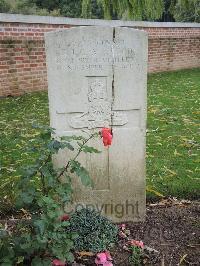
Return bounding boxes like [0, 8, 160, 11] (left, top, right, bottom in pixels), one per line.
[1, 200, 199, 265]
[76, 200, 200, 266]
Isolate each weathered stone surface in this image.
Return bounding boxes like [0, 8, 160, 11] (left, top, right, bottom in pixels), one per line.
[45, 26, 148, 222]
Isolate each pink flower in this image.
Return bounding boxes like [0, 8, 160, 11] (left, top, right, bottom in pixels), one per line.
[105, 251, 112, 261]
[60, 214, 70, 221]
[95, 253, 107, 264]
[119, 231, 127, 238]
[101, 128, 112, 147]
[129, 240, 144, 249]
[120, 223, 126, 230]
[95, 251, 113, 266]
[52, 259, 66, 266]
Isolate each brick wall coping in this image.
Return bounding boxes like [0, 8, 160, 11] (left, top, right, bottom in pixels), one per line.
[0, 13, 200, 28]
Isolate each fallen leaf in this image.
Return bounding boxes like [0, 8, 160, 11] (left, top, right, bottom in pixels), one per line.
[144, 245, 159, 254]
[164, 167, 177, 176]
[174, 149, 182, 157]
[76, 251, 94, 258]
[178, 254, 187, 265]
[146, 186, 164, 197]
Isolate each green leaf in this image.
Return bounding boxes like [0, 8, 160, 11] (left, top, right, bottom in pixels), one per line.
[21, 192, 34, 204]
[81, 145, 101, 153]
[31, 257, 51, 266]
[0, 230, 8, 238]
[78, 167, 92, 186]
[47, 140, 62, 152]
[1, 262, 14, 266]
[22, 166, 38, 178]
[32, 123, 55, 133]
[34, 220, 46, 235]
[71, 232, 79, 240]
[61, 221, 70, 227]
[63, 142, 74, 151]
[45, 174, 56, 188]
[66, 252, 74, 263]
[70, 160, 92, 187]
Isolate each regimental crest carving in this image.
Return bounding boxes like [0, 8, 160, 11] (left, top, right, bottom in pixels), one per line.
[87, 78, 111, 125]
[70, 77, 128, 129]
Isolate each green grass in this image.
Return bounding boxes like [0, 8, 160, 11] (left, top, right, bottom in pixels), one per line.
[147, 68, 200, 200]
[0, 68, 199, 209]
[0, 92, 49, 208]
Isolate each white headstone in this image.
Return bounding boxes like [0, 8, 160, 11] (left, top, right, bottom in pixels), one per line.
[45, 26, 148, 222]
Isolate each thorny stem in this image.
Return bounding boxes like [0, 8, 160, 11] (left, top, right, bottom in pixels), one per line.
[58, 133, 98, 211]
[40, 172, 46, 196]
[38, 153, 51, 196]
[57, 133, 98, 179]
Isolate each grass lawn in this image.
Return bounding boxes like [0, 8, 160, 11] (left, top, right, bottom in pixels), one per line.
[0, 68, 199, 210]
[147, 68, 199, 200]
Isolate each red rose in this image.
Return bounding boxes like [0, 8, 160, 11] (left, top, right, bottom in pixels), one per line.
[60, 214, 70, 221]
[52, 259, 66, 266]
[101, 128, 112, 147]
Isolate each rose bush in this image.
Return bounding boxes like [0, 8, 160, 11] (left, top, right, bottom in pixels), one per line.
[0, 125, 104, 265]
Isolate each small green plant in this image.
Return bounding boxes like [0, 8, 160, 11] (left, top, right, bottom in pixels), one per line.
[129, 245, 143, 266]
[0, 124, 100, 265]
[70, 208, 118, 252]
[0, 224, 16, 265]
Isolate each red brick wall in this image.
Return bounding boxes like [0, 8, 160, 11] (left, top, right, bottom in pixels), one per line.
[142, 27, 200, 72]
[0, 20, 199, 96]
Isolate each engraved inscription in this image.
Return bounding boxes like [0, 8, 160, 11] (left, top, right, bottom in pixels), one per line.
[52, 38, 135, 72]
